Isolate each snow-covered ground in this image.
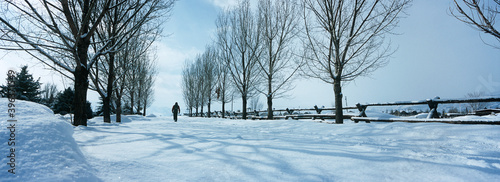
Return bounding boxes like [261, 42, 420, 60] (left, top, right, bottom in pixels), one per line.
[0, 99, 99, 181]
[1, 98, 500, 181]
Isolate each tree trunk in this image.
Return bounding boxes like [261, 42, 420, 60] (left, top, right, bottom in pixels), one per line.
[207, 98, 211, 118]
[333, 79, 343, 124]
[103, 94, 111, 123]
[201, 102, 204, 117]
[267, 76, 273, 119]
[222, 101, 226, 118]
[73, 60, 89, 126]
[73, 67, 89, 126]
[73, 20, 90, 126]
[103, 52, 115, 123]
[116, 95, 122, 123]
[221, 91, 226, 118]
[242, 94, 247, 119]
[267, 94, 273, 120]
[143, 103, 146, 116]
[130, 91, 135, 114]
[115, 75, 125, 123]
[137, 90, 142, 114]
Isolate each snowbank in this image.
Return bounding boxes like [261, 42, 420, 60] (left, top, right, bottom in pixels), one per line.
[0, 98, 99, 181]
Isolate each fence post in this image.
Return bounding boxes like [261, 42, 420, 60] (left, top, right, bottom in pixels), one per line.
[314, 105, 322, 114]
[427, 97, 440, 119]
[356, 103, 368, 117]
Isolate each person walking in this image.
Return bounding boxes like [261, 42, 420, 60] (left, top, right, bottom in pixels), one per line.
[172, 102, 180, 122]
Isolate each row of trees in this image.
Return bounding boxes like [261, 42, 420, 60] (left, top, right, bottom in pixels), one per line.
[0, 64, 155, 120]
[183, 0, 303, 119]
[182, 0, 411, 122]
[182, 45, 218, 117]
[0, 0, 175, 126]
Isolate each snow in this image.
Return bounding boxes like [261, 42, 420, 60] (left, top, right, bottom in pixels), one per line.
[2, 99, 500, 181]
[454, 114, 500, 121]
[0, 99, 98, 181]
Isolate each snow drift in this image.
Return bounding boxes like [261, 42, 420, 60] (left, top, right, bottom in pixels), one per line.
[0, 98, 99, 181]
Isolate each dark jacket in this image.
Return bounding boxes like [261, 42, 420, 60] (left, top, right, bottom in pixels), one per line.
[172, 103, 180, 114]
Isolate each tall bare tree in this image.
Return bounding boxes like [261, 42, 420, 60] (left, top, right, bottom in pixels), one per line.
[452, 0, 500, 48]
[140, 53, 158, 116]
[214, 42, 234, 118]
[257, 0, 302, 119]
[194, 54, 206, 116]
[182, 60, 196, 116]
[202, 45, 218, 118]
[302, 0, 411, 123]
[216, 0, 262, 119]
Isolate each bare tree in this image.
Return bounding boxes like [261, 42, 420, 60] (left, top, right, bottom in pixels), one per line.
[257, 0, 302, 119]
[202, 45, 218, 118]
[301, 0, 411, 123]
[182, 60, 196, 116]
[216, 0, 263, 119]
[181, 45, 224, 118]
[110, 25, 159, 122]
[140, 54, 158, 116]
[214, 42, 234, 118]
[452, 0, 500, 48]
[121, 28, 161, 117]
[181, 57, 205, 117]
[41, 83, 58, 107]
[89, 0, 173, 123]
[249, 96, 263, 111]
[194, 55, 205, 116]
[466, 91, 488, 112]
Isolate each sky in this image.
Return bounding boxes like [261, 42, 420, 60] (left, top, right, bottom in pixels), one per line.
[1, 0, 499, 116]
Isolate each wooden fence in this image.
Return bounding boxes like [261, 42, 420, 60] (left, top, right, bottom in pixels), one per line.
[190, 96, 500, 124]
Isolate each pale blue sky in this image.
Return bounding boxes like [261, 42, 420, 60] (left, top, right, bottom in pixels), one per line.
[1, 0, 499, 115]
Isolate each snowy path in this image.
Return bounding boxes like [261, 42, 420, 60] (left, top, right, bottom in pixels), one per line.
[73, 116, 500, 181]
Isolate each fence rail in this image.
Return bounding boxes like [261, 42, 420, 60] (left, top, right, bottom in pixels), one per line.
[355, 96, 500, 119]
[188, 96, 500, 123]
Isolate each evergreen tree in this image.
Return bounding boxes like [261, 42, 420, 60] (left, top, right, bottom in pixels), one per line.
[53, 87, 74, 115]
[96, 96, 115, 116]
[0, 65, 41, 102]
[86, 101, 94, 119]
[53, 87, 93, 118]
[123, 101, 133, 115]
